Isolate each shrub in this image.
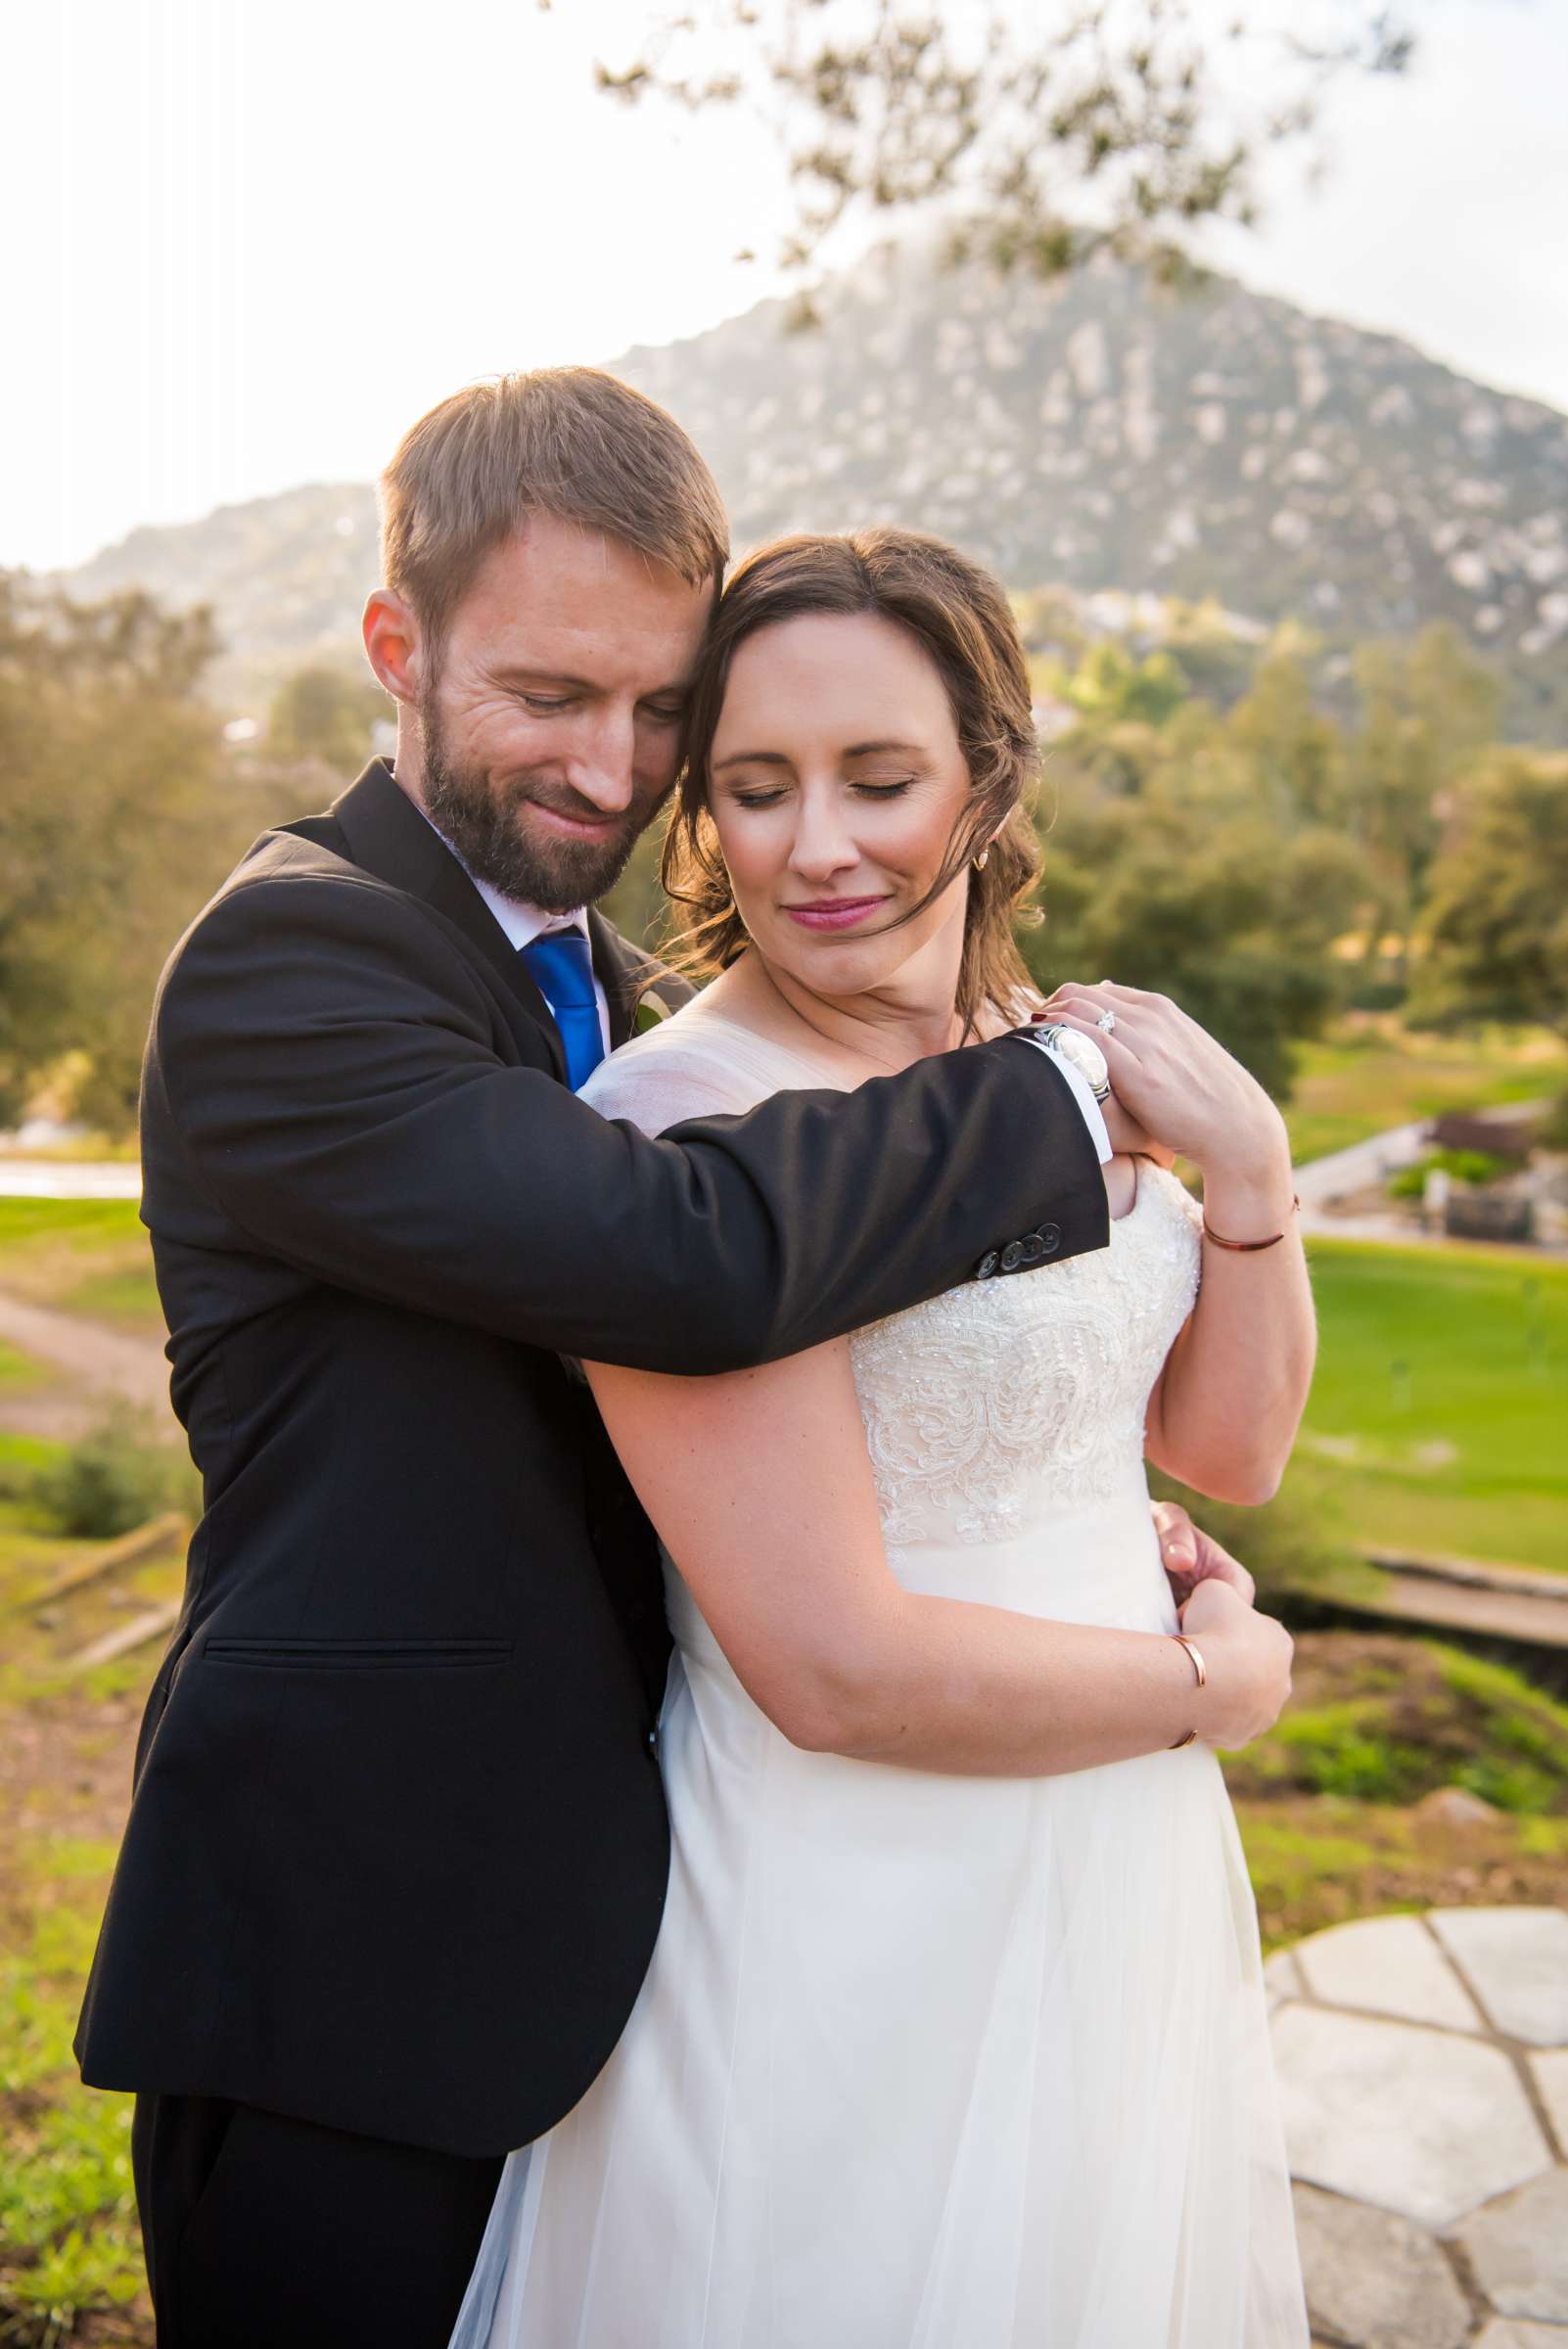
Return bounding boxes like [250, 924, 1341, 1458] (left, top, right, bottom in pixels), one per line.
[1344, 975, 1408, 1015]
[1223, 1634, 1568, 1813]
[27, 1411, 188, 1540]
[1387, 1146, 1510, 1200]
[1536, 1088, 1568, 1150]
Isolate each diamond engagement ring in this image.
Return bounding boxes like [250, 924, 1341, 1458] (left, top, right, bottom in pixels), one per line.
[1095, 1009, 1117, 1036]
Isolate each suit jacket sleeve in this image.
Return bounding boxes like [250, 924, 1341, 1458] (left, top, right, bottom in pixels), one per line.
[147, 868, 1109, 1375]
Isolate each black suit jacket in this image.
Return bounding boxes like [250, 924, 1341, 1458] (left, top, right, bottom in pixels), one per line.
[75, 760, 1108, 2155]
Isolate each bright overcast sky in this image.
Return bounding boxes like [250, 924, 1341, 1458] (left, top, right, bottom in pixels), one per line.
[3, 0, 1565, 575]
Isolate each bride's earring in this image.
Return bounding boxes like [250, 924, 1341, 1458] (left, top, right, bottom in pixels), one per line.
[973, 846, 991, 872]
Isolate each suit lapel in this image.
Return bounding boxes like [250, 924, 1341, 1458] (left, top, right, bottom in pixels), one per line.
[329, 761, 567, 1081]
[587, 910, 662, 1053]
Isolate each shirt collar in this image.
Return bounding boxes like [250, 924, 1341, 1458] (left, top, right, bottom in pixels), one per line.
[467, 877, 589, 957]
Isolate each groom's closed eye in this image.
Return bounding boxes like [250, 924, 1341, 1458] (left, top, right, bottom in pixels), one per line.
[514, 691, 685, 721]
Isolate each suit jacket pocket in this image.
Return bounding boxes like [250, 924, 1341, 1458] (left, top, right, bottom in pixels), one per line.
[203, 1636, 513, 1671]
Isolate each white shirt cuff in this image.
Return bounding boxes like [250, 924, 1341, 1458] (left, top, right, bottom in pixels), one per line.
[1043, 1048, 1114, 1164]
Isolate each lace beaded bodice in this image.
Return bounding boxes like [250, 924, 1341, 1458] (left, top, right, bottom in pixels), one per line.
[847, 1166, 1200, 1545]
[581, 1001, 1203, 1552]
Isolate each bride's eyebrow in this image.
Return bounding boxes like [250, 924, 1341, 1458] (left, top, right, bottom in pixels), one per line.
[713, 738, 924, 771]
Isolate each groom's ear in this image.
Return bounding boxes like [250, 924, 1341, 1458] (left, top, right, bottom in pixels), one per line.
[362, 588, 423, 706]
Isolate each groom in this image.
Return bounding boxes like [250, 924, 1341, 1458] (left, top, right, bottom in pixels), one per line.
[77, 367, 1222, 2347]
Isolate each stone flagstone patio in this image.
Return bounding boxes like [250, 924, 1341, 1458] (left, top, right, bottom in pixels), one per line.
[1267, 1906, 1568, 2347]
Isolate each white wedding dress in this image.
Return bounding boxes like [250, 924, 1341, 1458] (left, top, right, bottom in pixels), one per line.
[452, 998, 1309, 2349]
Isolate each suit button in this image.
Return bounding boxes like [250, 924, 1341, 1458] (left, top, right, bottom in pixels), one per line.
[975, 1250, 1000, 1280]
[646, 1727, 659, 1751]
[1000, 1240, 1024, 1272]
[1020, 1232, 1044, 1264]
[1038, 1223, 1061, 1256]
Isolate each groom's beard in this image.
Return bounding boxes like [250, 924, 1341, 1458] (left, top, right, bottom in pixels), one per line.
[417, 694, 660, 915]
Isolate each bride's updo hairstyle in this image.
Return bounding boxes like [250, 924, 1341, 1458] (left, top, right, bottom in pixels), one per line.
[662, 528, 1042, 1034]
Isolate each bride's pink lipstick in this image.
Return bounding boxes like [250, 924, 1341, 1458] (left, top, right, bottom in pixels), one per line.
[782, 895, 891, 933]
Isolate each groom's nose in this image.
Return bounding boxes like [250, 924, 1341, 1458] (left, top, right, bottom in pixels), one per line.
[565, 704, 638, 814]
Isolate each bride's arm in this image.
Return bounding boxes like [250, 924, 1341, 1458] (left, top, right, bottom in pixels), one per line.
[583, 1342, 1291, 1775]
[1042, 981, 1314, 1504]
[1143, 1147, 1314, 1505]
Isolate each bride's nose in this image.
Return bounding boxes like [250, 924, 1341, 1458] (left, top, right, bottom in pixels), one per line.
[788, 782, 860, 883]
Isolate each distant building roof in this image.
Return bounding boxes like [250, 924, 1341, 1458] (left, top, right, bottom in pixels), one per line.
[1426, 1113, 1535, 1161]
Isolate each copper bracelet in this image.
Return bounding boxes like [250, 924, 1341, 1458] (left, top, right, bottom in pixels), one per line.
[1202, 1195, 1300, 1251]
[1169, 1632, 1206, 1750]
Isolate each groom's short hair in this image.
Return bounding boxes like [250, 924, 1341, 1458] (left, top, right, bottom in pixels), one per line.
[379, 367, 729, 656]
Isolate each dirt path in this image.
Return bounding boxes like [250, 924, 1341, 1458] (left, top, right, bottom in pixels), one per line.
[0, 1287, 169, 1434]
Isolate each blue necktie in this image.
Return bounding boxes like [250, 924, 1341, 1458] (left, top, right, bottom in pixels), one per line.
[521, 929, 605, 1091]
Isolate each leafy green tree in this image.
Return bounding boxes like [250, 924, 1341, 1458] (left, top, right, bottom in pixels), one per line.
[1056, 641, 1188, 731]
[0, 577, 287, 1131]
[1158, 599, 1262, 711]
[268, 665, 390, 781]
[1414, 752, 1568, 1041]
[1224, 647, 1346, 828]
[1346, 622, 1501, 977]
[1038, 641, 1195, 798]
[592, 1, 1412, 312]
[1027, 794, 1362, 1097]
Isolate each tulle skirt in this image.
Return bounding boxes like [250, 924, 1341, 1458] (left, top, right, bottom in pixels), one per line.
[452, 1497, 1308, 2347]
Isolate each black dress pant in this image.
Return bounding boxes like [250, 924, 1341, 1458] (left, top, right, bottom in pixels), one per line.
[132, 2090, 505, 2349]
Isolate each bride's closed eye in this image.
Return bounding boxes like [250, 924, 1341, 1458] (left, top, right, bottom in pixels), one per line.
[729, 779, 916, 809]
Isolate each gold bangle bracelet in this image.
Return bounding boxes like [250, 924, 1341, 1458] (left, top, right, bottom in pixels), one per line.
[1169, 1632, 1206, 1750]
[1173, 1633, 1208, 1685]
[1202, 1196, 1300, 1251]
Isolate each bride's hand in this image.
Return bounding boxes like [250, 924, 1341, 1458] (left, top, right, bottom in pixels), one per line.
[1100, 1092, 1175, 1170]
[1176, 1579, 1294, 1749]
[1152, 1500, 1255, 1609]
[1043, 981, 1289, 1186]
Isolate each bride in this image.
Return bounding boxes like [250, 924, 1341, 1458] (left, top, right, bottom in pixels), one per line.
[454, 528, 1314, 2345]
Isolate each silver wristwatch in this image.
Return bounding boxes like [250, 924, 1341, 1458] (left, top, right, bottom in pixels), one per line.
[1017, 1022, 1111, 1103]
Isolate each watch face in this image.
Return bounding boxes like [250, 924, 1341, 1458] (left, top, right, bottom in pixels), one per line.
[1054, 1027, 1110, 1096]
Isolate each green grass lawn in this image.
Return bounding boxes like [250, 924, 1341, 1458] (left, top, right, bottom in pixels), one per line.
[1284, 1018, 1567, 1166]
[0, 1339, 46, 1390]
[0, 1503, 188, 2345]
[0, 1200, 144, 1254]
[0, 1198, 160, 1332]
[1301, 1238, 1568, 1572]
